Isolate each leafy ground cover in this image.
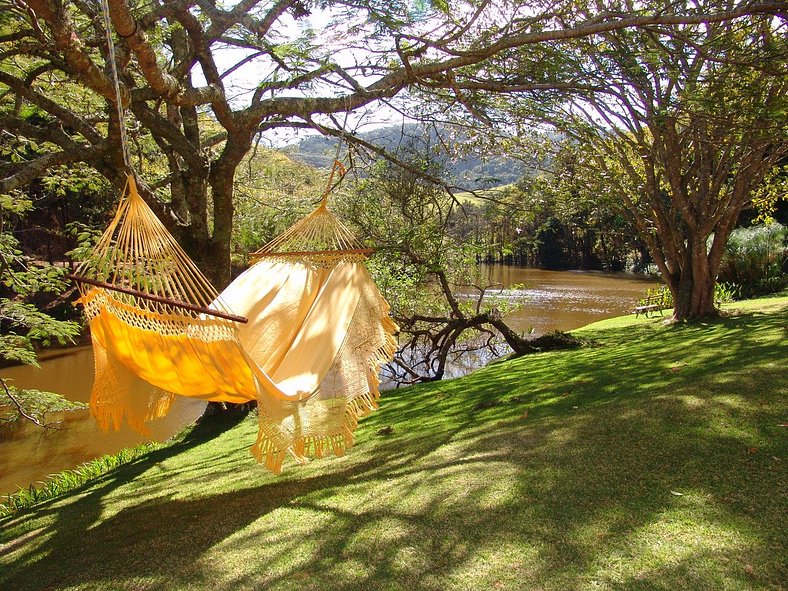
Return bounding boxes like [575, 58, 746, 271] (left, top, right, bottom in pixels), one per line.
[1, 295, 786, 591]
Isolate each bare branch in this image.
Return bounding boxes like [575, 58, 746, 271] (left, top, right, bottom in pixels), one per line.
[0, 71, 103, 145]
[25, 0, 118, 102]
[0, 112, 79, 149]
[1, 377, 60, 430]
[307, 120, 468, 197]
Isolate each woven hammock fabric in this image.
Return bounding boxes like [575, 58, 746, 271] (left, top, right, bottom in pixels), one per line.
[252, 201, 367, 256]
[222, 257, 397, 471]
[77, 176, 396, 473]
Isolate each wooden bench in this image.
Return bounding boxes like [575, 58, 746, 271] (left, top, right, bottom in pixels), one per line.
[633, 288, 668, 318]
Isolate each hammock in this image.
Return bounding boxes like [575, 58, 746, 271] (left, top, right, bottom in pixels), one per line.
[73, 174, 396, 473]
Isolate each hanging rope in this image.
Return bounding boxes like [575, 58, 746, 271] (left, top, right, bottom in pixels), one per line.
[251, 137, 371, 258]
[319, 158, 346, 209]
[99, 0, 131, 169]
[318, 135, 347, 208]
[318, 107, 352, 207]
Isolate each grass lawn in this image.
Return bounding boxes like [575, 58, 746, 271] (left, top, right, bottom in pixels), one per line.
[1, 295, 786, 591]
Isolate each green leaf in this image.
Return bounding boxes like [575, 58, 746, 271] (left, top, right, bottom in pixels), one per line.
[1, 383, 87, 426]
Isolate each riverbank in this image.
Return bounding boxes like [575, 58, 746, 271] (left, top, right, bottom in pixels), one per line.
[1, 267, 655, 493]
[1, 293, 786, 590]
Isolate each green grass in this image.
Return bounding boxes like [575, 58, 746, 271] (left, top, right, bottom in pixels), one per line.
[1, 295, 786, 591]
[0, 443, 163, 519]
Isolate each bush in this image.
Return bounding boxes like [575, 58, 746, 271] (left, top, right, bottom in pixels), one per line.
[637, 282, 739, 310]
[1, 192, 82, 426]
[717, 223, 787, 298]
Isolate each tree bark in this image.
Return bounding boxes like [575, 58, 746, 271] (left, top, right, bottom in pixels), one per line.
[205, 135, 251, 288]
[669, 253, 717, 320]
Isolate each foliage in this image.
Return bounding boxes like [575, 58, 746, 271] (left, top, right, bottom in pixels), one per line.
[64, 221, 105, 265]
[231, 148, 322, 266]
[0, 383, 86, 426]
[1, 295, 785, 589]
[0, 300, 80, 365]
[340, 144, 532, 382]
[750, 165, 788, 223]
[343, 149, 477, 315]
[437, 137, 646, 272]
[0, 108, 115, 267]
[713, 282, 740, 305]
[717, 223, 788, 298]
[2, 0, 780, 286]
[637, 282, 742, 312]
[0, 191, 81, 426]
[536, 141, 643, 270]
[474, 8, 788, 320]
[475, 140, 644, 271]
[287, 123, 527, 190]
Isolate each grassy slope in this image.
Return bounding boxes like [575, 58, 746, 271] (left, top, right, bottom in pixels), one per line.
[1, 296, 786, 591]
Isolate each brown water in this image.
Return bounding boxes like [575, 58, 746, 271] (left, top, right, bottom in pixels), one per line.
[475, 265, 658, 334]
[425, 265, 659, 379]
[0, 347, 206, 496]
[0, 266, 656, 495]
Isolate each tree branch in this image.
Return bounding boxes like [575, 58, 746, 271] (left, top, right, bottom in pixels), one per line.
[1, 377, 59, 430]
[0, 145, 103, 193]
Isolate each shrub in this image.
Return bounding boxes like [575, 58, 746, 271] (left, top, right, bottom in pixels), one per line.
[717, 223, 787, 298]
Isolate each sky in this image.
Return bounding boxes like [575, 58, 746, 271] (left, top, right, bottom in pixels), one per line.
[194, 5, 406, 148]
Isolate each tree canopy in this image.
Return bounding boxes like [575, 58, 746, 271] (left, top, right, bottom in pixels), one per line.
[457, 6, 788, 318]
[2, 0, 784, 285]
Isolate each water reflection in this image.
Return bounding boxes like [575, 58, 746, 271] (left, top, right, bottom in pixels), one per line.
[385, 265, 658, 383]
[0, 347, 205, 496]
[474, 265, 658, 334]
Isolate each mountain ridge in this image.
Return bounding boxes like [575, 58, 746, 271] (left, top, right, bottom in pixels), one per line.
[283, 123, 528, 190]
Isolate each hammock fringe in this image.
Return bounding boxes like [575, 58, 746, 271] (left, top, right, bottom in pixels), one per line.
[77, 175, 399, 475]
[249, 310, 398, 475]
[249, 390, 378, 475]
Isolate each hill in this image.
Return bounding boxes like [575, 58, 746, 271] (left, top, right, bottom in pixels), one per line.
[1, 294, 786, 590]
[284, 124, 529, 190]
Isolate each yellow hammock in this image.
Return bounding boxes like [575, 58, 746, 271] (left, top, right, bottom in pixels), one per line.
[74, 175, 396, 473]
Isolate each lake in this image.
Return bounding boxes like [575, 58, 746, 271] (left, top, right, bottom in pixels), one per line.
[475, 265, 658, 334]
[0, 266, 657, 495]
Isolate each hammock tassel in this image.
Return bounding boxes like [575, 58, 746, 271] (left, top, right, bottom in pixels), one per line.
[75, 172, 397, 474]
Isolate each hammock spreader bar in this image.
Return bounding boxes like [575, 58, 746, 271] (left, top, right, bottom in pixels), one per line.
[68, 274, 249, 324]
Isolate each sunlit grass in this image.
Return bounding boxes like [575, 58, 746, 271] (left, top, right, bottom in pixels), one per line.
[452, 185, 511, 205]
[0, 294, 785, 590]
[0, 443, 163, 518]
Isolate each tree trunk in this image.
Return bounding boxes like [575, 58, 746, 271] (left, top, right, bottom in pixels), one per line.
[170, 173, 214, 274]
[155, 152, 235, 290]
[668, 246, 718, 321]
[204, 173, 234, 289]
[206, 136, 251, 289]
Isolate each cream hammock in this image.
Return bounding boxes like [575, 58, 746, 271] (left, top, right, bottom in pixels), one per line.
[72, 174, 396, 473]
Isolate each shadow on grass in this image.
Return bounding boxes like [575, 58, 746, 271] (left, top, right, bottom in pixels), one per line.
[0, 309, 785, 590]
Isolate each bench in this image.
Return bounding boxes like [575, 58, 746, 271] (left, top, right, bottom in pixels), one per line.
[633, 288, 668, 318]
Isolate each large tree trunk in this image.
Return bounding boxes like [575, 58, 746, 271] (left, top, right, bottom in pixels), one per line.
[135, 135, 246, 290]
[665, 235, 718, 321]
[199, 173, 234, 290]
[669, 268, 717, 320]
[204, 137, 251, 289]
[171, 173, 212, 264]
